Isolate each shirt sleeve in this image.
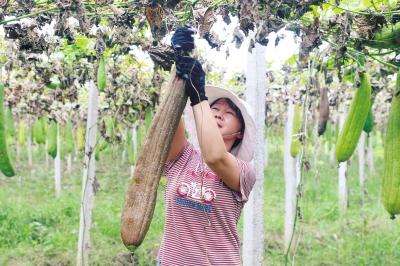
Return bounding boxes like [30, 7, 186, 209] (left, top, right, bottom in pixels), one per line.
[233, 159, 256, 203]
[163, 142, 193, 177]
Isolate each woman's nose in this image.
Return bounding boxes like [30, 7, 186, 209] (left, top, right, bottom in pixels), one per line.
[214, 113, 223, 120]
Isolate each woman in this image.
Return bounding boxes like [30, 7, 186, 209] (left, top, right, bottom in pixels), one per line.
[157, 27, 256, 266]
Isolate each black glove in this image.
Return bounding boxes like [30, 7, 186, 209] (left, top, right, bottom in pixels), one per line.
[171, 26, 195, 51]
[176, 56, 207, 106]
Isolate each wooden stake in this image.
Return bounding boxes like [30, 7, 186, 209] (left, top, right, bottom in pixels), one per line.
[284, 100, 297, 253]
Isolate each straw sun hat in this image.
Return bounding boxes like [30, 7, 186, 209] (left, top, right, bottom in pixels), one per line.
[205, 85, 256, 162]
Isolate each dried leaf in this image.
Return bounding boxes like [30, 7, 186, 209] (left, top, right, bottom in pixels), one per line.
[145, 2, 166, 43]
[111, 12, 135, 28]
[166, 0, 181, 9]
[204, 31, 224, 50]
[16, 0, 33, 11]
[145, 3, 164, 29]
[217, 5, 231, 25]
[75, 0, 90, 35]
[225, 47, 230, 58]
[303, 160, 311, 171]
[95, 31, 106, 55]
[92, 175, 100, 194]
[275, 36, 280, 47]
[0, 0, 9, 8]
[194, 7, 216, 38]
[248, 38, 255, 53]
[332, 13, 353, 54]
[354, 13, 385, 40]
[255, 21, 269, 46]
[318, 84, 330, 136]
[238, 0, 257, 36]
[232, 26, 244, 49]
[147, 45, 175, 71]
[299, 19, 322, 61]
[56, 0, 73, 9]
[95, 0, 113, 4]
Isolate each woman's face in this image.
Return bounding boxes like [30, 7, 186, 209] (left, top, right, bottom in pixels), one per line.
[210, 98, 243, 140]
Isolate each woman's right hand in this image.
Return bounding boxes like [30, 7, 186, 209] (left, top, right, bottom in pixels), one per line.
[171, 26, 207, 106]
[175, 56, 207, 106]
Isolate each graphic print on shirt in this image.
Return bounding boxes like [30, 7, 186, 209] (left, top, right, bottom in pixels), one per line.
[176, 181, 216, 213]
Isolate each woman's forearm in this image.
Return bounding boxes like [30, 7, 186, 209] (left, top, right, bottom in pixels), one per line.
[192, 101, 227, 164]
[166, 118, 187, 162]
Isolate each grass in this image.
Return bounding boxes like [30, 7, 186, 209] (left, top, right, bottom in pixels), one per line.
[0, 139, 399, 265]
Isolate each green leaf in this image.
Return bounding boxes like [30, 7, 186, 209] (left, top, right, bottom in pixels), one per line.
[75, 35, 90, 51]
[286, 54, 298, 66]
[124, 54, 134, 66]
[311, 5, 320, 19]
[361, 0, 372, 7]
[144, 107, 152, 131]
[99, 17, 109, 27]
[48, 75, 62, 89]
[388, 0, 398, 8]
[357, 54, 366, 67]
[360, 0, 387, 9]
[325, 56, 336, 69]
[343, 71, 355, 83]
[321, 3, 332, 11]
[339, 0, 375, 11]
[104, 45, 118, 60]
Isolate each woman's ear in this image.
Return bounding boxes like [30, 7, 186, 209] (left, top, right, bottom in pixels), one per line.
[237, 132, 243, 140]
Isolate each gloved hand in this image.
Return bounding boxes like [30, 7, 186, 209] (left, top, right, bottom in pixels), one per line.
[171, 26, 195, 51]
[176, 56, 207, 106]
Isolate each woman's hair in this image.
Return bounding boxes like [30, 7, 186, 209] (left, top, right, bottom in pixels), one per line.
[210, 98, 245, 148]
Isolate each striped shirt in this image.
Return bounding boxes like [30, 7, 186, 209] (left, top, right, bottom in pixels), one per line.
[158, 143, 256, 266]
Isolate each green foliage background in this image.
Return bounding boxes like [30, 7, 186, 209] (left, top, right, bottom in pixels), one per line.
[1, 134, 399, 265]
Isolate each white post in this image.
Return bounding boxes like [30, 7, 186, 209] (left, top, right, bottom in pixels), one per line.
[330, 143, 335, 162]
[358, 132, 366, 186]
[27, 120, 33, 168]
[74, 146, 78, 162]
[130, 165, 135, 178]
[338, 106, 348, 214]
[324, 141, 328, 155]
[16, 140, 20, 164]
[67, 153, 72, 172]
[45, 140, 49, 167]
[74, 130, 79, 162]
[295, 156, 301, 188]
[264, 134, 269, 167]
[121, 149, 126, 162]
[243, 42, 265, 266]
[77, 81, 99, 266]
[366, 135, 375, 175]
[55, 123, 61, 197]
[284, 100, 297, 252]
[313, 137, 320, 172]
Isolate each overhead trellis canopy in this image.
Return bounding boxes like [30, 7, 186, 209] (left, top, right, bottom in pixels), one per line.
[0, 0, 399, 130]
[1, 1, 399, 70]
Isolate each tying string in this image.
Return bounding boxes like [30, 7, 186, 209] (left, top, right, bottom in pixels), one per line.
[187, 59, 212, 265]
[166, 57, 212, 265]
[187, 58, 212, 226]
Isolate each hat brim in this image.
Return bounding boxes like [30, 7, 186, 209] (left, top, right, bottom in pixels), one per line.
[205, 85, 256, 162]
